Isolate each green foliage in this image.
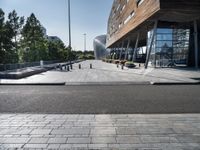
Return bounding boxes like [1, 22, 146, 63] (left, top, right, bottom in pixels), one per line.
[74, 51, 95, 60]
[20, 13, 48, 62]
[0, 8, 17, 64]
[0, 9, 73, 65]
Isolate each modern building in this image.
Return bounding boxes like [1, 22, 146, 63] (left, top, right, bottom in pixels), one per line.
[93, 35, 110, 60]
[106, 0, 200, 68]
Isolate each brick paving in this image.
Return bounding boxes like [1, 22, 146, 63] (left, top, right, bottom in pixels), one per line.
[0, 114, 200, 149]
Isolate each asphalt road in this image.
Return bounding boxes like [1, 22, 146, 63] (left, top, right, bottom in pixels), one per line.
[0, 85, 200, 114]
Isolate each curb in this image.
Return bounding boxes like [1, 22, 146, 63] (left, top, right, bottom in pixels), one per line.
[151, 81, 200, 85]
[0, 82, 66, 86]
[65, 81, 151, 86]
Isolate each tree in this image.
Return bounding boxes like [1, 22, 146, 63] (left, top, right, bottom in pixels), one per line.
[0, 9, 16, 64]
[20, 13, 48, 62]
[48, 40, 67, 61]
[7, 10, 24, 62]
[7, 10, 24, 47]
[0, 8, 5, 63]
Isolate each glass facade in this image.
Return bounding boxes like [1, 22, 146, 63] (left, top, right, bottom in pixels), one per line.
[93, 35, 109, 60]
[148, 28, 190, 67]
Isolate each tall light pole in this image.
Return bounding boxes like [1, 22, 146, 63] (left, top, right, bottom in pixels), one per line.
[68, 0, 71, 49]
[83, 33, 86, 58]
[68, 0, 72, 67]
[83, 33, 86, 52]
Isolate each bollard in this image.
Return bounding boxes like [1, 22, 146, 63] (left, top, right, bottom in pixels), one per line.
[139, 64, 141, 67]
[121, 64, 124, 70]
[70, 64, 73, 69]
[67, 65, 70, 71]
[79, 64, 81, 69]
[117, 64, 119, 68]
[65, 65, 67, 70]
[60, 64, 62, 71]
[90, 64, 92, 69]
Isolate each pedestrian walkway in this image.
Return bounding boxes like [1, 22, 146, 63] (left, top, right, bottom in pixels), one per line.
[1, 60, 200, 84]
[0, 114, 199, 149]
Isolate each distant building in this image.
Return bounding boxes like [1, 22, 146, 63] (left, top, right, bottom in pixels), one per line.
[93, 35, 110, 60]
[107, 0, 200, 68]
[41, 26, 48, 38]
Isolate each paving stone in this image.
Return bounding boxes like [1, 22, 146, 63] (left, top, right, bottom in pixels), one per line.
[28, 138, 48, 144]
[67, 138, 91, 144]
[91, 128, 116, 135]
[71, 144, 88, 148]
[140, 136, 179, 143]
[48, 138, 67, 144]
[116, 136, 141, 144]
[91, 137, 116, 144]
[30, 129, 52, 135]
[1, 138, 30, 144]
[47, 144, 61, 149]
[116, 127, 137, 135]
[59, 144, 72, 148]
[51, 128, 90, 135]
[0, 129, 32, 135]
[88, 144, 108, 149]
[0, 144, 23, 149]
[23, 144, 48, 148]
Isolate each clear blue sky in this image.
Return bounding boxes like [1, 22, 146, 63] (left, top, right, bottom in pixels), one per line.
[0, 0, 113, 51]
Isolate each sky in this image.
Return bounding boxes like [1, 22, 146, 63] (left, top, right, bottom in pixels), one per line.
[0, 0, 113, 51]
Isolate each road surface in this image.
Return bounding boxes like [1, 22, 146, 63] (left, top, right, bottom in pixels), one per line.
[0, 85, 200, 114]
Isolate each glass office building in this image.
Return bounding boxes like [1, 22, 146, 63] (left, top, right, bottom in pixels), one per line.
[148, 28, 190, 67]
[93, 35, 109, 60]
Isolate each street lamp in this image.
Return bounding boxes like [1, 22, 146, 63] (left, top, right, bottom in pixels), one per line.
[83, 33, 86, 58]
[67, 0, 72, 67]
[68, 0, 71, 49]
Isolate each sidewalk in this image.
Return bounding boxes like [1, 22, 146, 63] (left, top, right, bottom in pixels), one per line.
[0, 114, 200, 149]
[1, 60, 200, 85]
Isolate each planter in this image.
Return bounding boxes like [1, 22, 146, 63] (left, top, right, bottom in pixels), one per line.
[125, 62, 136, 68]
[113, 60, 120, 64]
[120, 60, 126, 65]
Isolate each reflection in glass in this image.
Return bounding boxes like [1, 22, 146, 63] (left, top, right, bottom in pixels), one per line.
[148, 28, 190, 67]
[93, 35, 109, 60]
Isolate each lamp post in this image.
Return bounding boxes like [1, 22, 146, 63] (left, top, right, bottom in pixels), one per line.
[68, 0, 72, 67]
[83, 33, 86, 58]
[68, 0, 71, 49]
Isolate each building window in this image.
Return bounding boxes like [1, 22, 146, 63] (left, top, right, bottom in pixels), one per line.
[117, 4, 120, 11]
[136, 0, 145, 6]
[124, 11, 135, 24]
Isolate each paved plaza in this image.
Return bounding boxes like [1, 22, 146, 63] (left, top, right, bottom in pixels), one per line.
[0, 114, 200, 150]
[1, 60, 200, 84]
[1, 60, 200, 149]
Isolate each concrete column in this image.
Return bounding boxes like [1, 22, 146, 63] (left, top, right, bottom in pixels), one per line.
[132, 33, 140, 62]
[145, 20, 158, 69]
[125, 39, 130, 60]
[119, 42, 124, 60]
[194, 20, 199, 69]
